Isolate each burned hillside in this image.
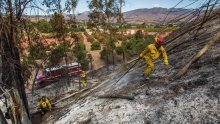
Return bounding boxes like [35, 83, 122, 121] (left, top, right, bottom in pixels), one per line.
[40, 10, 220, 124]
[1, 0, 220, 124]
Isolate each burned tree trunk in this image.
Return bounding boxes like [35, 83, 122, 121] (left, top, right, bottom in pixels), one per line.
[0, 1, 32, 121]
[0, 54, 9, 124]
[1, 30, 32, 123]
[175, 32, 220, 79]
[98, 94, 134, 100]
[0, 109, 8, 124]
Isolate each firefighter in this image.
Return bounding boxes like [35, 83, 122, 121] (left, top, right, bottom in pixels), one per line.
[81, 71, 87, 88]
[139, 35, 169, 79]
[39, 96, 51, 115]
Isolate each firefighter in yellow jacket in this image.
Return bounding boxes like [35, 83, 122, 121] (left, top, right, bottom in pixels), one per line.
[81, 71, 87, 87]
[139, 35, 169, 79]
[39, 96, 51, 115]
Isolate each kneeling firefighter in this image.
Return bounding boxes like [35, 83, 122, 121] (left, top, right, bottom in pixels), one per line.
[39, 96, 52, 115]
[139, 35, 169, 79]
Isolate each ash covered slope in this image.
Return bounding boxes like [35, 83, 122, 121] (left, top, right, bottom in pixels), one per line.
[44, 12, 220, 124]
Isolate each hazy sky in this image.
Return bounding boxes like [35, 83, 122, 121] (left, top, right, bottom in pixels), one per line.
[26, 0, 204, 15]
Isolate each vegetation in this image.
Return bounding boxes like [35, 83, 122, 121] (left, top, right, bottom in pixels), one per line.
[87, 34, 96, 43]
[73, 41, 89, 70]
[91, 41, 101, 50]
[50, 12, 67, 39]
[100, 47, 111, 60]
[0, 0, 218, 122]
[123, 31, 153, 55]
[144, 26, 180, 32]
[135, 30, 144, 39]
[93, 32, 108, 43]
[88, 0, 123, 69]
[115, 34, 127, 41]
[115, 46, 123, 55]
[37, 19, 53, 33]
[48, 41, 71, 66]
[28, 42, 47, 60]
[0, 1, 34, 123]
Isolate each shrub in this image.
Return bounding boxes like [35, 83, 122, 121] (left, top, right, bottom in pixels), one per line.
[115, 46, 123, 55]
[37, 19, 52, 33]
[91, 41, 101, 50]
[135, 30, 144, 40]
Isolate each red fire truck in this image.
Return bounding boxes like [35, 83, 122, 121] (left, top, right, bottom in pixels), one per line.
[36, 62, 82, 87]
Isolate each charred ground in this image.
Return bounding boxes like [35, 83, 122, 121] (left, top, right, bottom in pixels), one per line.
[36, 10, 220, 124]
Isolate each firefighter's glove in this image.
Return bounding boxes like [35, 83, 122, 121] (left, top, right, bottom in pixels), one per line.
[139, 53, 144, 58]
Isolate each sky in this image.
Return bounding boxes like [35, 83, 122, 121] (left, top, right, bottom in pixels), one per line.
[26, 0, 205, 15]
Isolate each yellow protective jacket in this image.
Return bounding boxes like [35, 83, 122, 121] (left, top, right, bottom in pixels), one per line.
[140, 44, 168, 65]
[81, 72, 86, 80]
[39, 98, 51, 110]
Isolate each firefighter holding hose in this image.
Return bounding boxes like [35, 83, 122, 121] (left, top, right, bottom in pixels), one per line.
[139, 35, 169, 80]
[81, 71, 87, 88]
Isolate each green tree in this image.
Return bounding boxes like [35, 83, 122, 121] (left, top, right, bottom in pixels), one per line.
[48, 40, 71, 66]
[50, 0, 77, 33]
[100, 46, 111, 70]
[0, 0, 33, 123]
[28, 42, 47, 60]
[115, 46, 123, 55]
[50, 12, 67, 39]
[44, 0, 79, 86]
[135, 30, 144, 40]
[73, 34, 89, 70]
[37, 19, 52, 33]
[88, 0, 120, 69]
[114, 0, 128, 62]
[116, 0, 125, 35]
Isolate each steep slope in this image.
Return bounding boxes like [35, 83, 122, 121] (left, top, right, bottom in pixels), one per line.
[43, 11, 220, 124]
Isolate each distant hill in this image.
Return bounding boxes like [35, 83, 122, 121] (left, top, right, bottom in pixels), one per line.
[76, 11, 91, 20]
[27, 7, 190, 24]
[75, 7, 190, 24]
[123, 7, 190, 24]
